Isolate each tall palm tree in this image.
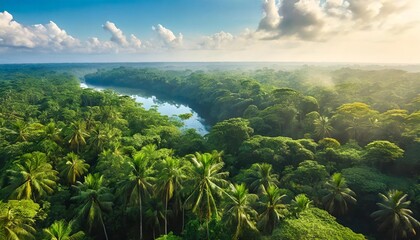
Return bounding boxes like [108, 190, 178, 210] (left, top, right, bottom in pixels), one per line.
[43, 220, 85, 240]
[71, 174, 113, 240]
[156, 156, 187, 235]
[59, 152, 89, 185]
[371, 190, 420, 240]
[185, 152, 229, 239]
[223, 183, 258, 240]
[314, 116, 334, 139]
[145, 197, 165, 240]
[243, 163, 279, 194]
[258, 185, 287, 235]
[290, 194, 312, 217]
[322, 173, 356, 215]
[67, 121, 89, 153]
[119, 151, 156, 240]
[5, 152, 58, 201]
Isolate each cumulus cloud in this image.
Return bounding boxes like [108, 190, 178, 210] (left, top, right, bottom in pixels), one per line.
[257, 0, 417, 41]
[103, 21, 129, 46]
[200, 31, 235, 49]
[259, 0, 281, 31]
[0, 11, 79, 50]
[102, 21, 142, 50]
[152, 24, 183, 47]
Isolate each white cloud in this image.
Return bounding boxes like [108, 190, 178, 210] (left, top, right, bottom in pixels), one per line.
[199, 31, 235, 49]
[257, 0, 419, 41]
[130, 34, 142, 48]
[0, 11, 80, 50]
[0, 11, 36, 48]
[258, 0, 281, 31]
[0, 12, 144, 53]
[152, 24, 183, 47]
[102, 21, 142, 50]
[103, 21, 129, 46]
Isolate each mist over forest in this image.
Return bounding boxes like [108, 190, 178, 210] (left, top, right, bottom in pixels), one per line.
[0, 63, 419, 240]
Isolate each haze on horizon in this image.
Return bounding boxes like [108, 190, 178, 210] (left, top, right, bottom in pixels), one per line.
[1, 0, 419, 64]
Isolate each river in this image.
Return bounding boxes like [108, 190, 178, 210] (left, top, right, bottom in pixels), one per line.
[80, 83, 209, 135]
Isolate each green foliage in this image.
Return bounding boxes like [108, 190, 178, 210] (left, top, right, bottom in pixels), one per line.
[207, 118, 253, 154]
[71, 174, 113, 239]
[281, 160, 329, 199]
[174, 129, 206, 155]
[3, 152, 58, 201]
[185, 152, 229, 221]
[270, 208, 366, 240]
[223, 183, 258, 240]
[1, 66, 419, 240]
[318, 138, 341, 149]
[322, 173, 357, 215]
[290, 194, 312, 217]
[314, 116, 334, 139]
[59, 152, 89, 185]
[156, 232, 183, 240]
[363, 140, 404, 169]
[371, 190, 420, 240]
[43, 219, 85, 240]
[243, 163, 280, 194]
[238, 135, 289, 169]
[332, 102, 378, 143]
[183, 217, 230, 240]
[257, 185, 287, 234]
[342, 166, 416, 202]
[0, 200, 40, 240]
[119, 148, 156, 240]
[156, 156, 187, 235]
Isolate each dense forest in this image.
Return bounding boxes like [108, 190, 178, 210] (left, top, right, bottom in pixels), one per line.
[0, 65, 419, 240]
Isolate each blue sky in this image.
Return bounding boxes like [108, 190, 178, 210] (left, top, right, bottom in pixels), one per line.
[2, 0, 260, 39]
[1, 0, 419, 63]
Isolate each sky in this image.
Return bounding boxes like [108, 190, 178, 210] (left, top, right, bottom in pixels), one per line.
[1, 0, 420, 63]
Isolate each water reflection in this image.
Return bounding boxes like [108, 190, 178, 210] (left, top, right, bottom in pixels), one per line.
[80, 83, 209, 134]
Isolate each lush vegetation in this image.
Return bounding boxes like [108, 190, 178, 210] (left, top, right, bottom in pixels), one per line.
[0, 65, 419, 239]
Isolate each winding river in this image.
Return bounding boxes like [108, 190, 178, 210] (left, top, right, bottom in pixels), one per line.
[80, 83, 209, 135]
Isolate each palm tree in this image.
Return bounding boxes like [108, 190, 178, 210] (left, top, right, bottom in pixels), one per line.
[11, 119, 31, 142]
[88, 124, 121, 153]
[223, 183, 258, 240]
[43, 220, 85, 240]
[371, 190, 420, 240]
[322, 173, 356, 215]
[258, 185, 287, 234]
[10, 120, 44, 143]
[185, 152, 229, 239]
[99, 106, 123, 124]
[119, 151, 156, 240]
[243, 163, 279, 194]
[71, 174, 113, 240]
[0, 200, 38, 240]
[290, 194, 312, 217]
[5, 152, 58, 201]
[43, 121, 62, 143]
[67, 120, 89, 153]
[59, 152, 89, 185]
[156, 156, 187, 235]
[145, 197, 165, 239]
[314, 116, 334, 139]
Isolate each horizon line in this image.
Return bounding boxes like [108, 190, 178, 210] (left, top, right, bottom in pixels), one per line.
[1, 61, 420, 66]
